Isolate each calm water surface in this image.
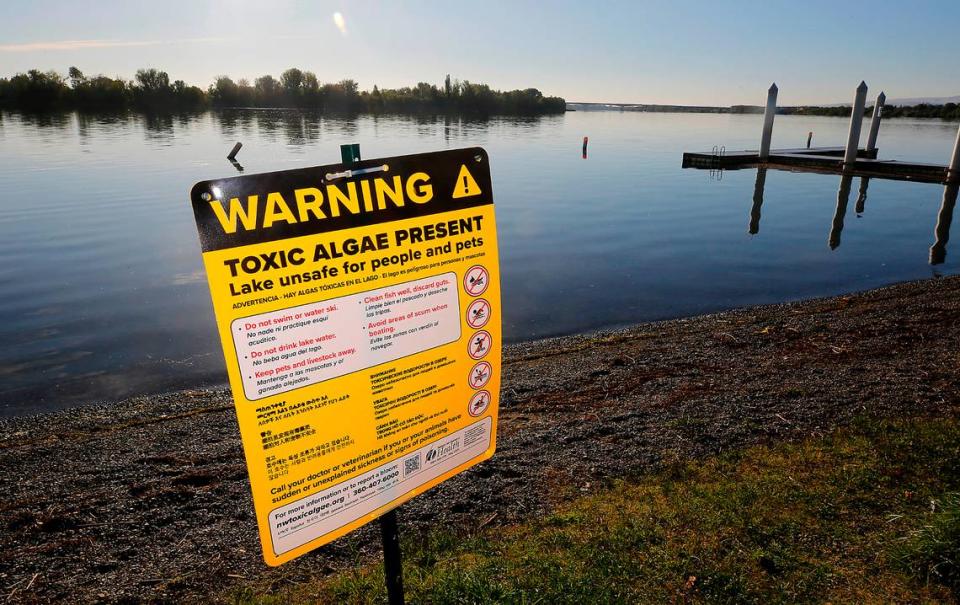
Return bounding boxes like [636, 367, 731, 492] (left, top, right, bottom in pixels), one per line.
[1, 110, 958, 416]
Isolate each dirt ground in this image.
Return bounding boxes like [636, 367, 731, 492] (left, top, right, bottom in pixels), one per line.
[1, 276, 958, 604]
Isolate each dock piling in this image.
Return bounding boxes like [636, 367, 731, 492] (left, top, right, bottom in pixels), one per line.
[806, 131, 813, 149]
[843, 82, 868, 166]
[866, 92, 885, 152]
[759, 83, 778, 161]
[949, 124, 960, 182]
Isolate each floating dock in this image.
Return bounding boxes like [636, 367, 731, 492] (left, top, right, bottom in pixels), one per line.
[682, 81, 960, 185]
[682, 146, 951, 184]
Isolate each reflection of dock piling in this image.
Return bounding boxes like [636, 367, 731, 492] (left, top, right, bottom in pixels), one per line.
[931, 184, 958, 265]
[683, 82, 960, 184]
[749, 168, 766, 234]
[830, 175, 853, 250]
[855, 177, 870, 215]
[741, 161, 955, 262]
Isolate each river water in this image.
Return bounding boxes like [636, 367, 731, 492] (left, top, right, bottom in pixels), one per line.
[1, 109, 957, 416]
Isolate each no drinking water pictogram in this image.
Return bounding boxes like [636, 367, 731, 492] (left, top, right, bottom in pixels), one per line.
[468, 330, 492, 360]
[465, 298, 491, 329]
[463, 265, 489, 297]
[469, 360, 493, 389]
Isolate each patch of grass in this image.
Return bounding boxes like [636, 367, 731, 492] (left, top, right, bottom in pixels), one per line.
[894, 492, 960, 596]
[234, 416, 960, 604]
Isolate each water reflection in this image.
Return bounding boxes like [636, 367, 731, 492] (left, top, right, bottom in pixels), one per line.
[748, 167, 766, 234]
[931, 183, 958, 265]
[2, 109, 959, 416]
[143, 112, 175, 142]
[855, 177, 870, 215]
[745, 169, 953, 263]
[829, 175, 853, 250]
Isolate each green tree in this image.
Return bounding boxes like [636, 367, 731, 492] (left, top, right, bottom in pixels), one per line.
[134, 68, 170, 93]
[254, 75, 280, 106]
[280, 68, 304, 103]
[68, 67, 86, 89]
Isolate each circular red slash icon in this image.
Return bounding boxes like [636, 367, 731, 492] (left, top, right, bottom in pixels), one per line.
[468, 330, 492, 360]
[468, 390, 491, 417]
[465, 298, 491, 329]
[463, 265, 489, 297]
[469, 360, 492, 390]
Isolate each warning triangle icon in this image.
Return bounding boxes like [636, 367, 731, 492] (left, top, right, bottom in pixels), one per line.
[452, 164, 482, 199]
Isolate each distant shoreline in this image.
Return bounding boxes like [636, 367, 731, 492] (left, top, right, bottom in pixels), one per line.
[0, 68, 566, 116]
[566, 101, 960, 120]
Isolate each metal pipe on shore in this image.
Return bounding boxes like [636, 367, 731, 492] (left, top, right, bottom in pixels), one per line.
[866, 92, 885, 152]
[759, 83, 778, 161]
[843, 81, 869, 166]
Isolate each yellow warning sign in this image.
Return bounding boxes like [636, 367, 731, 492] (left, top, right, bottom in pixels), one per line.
[452, 164, 482, 199]
[190, 148, 501, 566]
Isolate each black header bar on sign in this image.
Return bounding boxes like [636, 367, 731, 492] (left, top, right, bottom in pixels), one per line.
[190, 147, 493, 252]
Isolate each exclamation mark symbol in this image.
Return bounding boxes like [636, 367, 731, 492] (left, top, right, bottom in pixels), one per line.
[453, 164, 479, 198]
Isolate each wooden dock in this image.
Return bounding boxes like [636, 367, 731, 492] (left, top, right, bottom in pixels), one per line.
[682, 146, 951, 184]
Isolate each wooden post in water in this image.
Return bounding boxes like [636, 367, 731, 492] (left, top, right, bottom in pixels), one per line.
[866, 92, 885, 152]
[843, 81, 868, 166]
[806, 131, 813, 149]
[948, 123, 960, 183]
[759, 83, 778, 161]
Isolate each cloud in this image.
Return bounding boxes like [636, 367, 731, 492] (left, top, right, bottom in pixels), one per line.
[0, 38, 227, 53]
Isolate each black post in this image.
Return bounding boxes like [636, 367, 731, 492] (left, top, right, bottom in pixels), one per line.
[339, 142, 405, 605]
[380, 509, 405, 605]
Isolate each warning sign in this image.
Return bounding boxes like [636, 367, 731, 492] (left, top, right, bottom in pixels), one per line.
[452, 164, 482, 199]
[189, 147, 500, 566]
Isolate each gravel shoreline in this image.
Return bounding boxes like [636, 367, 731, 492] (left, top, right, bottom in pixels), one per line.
[2, 276, 958, 604]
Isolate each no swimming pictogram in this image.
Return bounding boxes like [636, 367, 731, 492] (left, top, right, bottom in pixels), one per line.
[465, 298, 491, 329]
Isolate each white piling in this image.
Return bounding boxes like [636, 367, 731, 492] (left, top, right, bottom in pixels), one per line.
[843, 81, 869, 166]
[759, 83, 778, 161]
[949, 123, 960, 182]
[866, 91, 885, 152]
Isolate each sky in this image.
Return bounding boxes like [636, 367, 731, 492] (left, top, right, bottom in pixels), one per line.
[1, 0, 959, 106]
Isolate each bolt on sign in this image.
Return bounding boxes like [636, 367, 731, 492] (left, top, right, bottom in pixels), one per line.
[189, 147, 501, 566]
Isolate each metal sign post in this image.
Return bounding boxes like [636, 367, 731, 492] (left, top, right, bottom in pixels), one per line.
[340, 143, 405, 605]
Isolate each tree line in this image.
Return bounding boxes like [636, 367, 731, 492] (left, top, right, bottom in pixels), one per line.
[779, 103, 960, 121]
[0, 67, 566, 116]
